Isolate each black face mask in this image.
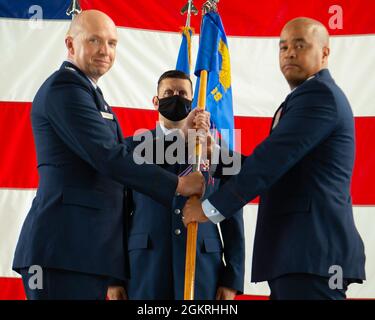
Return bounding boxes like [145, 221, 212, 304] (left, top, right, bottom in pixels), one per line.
[157, 95, 192, 121]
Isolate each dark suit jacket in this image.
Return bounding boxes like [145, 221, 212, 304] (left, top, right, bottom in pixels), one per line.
[209, 69, 366, 282]
[124, 127, 245, 299]
[12, 62, 178, 281]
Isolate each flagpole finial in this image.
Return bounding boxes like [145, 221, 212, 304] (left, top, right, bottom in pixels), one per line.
[202, 0, 219, 15]
[66, 0, 82, 19]
[181, 0, 198, 27]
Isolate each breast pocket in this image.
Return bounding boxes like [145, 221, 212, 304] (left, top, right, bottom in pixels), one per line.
[128, 233, 150, 251]
[201, 238, 223, 254]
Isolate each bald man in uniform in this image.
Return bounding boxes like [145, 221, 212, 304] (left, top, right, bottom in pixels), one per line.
[183, 17, 366, 299]
[12, 10, 205, 300]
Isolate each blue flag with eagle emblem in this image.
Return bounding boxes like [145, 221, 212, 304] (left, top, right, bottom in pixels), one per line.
[193, 12, 235, 150]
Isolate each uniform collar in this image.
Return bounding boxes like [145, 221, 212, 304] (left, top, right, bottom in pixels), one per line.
[64, 60, 98, 89]
[290, 73, 316, 93]
[158, 122, 179, 136]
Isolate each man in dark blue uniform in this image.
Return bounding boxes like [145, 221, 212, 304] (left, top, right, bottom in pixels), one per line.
[183, 18, 366, 299]
[107, 70, 245, 300]
[12, 10, 204, 300]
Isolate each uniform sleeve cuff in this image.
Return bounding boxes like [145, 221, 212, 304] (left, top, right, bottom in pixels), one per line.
[202, 199, 226, 224]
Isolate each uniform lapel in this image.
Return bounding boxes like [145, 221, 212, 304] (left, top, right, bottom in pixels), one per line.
[95, 86, 125, 142]
[61, 61, 125, 142]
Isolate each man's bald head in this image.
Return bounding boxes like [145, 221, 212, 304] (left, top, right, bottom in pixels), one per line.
[67, 10, 116, 38]
[282, 17, 330, 48]
[279, 17, 330, 89]
[65, 10, 118, 82]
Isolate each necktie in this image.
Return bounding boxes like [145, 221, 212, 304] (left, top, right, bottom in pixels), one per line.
[271, 102, 284, 131]
[96, 85, 103, 96]
[96, 86, 109, 111]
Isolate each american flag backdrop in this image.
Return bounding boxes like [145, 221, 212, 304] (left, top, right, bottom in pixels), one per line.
[0, 0, 374, 299]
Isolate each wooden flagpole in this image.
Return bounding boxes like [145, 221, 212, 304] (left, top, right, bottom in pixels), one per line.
[184, 69, 208, 300]
[184, 0, 219, 301]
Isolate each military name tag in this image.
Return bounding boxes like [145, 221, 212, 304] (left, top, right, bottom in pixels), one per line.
[100, 111, 114, 120]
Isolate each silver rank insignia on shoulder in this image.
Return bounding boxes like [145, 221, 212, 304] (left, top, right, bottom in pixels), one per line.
[100, 111, 114, 120]
[64, 66, 76, 72]
[104, 104, 108, 111]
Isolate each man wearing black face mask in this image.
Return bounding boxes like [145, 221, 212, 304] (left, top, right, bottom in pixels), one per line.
[157, 91, 192, 122]
[107, 70, 245, 300]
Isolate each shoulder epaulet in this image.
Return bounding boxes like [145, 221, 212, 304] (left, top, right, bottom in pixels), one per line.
[64, 66, 76, 72]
